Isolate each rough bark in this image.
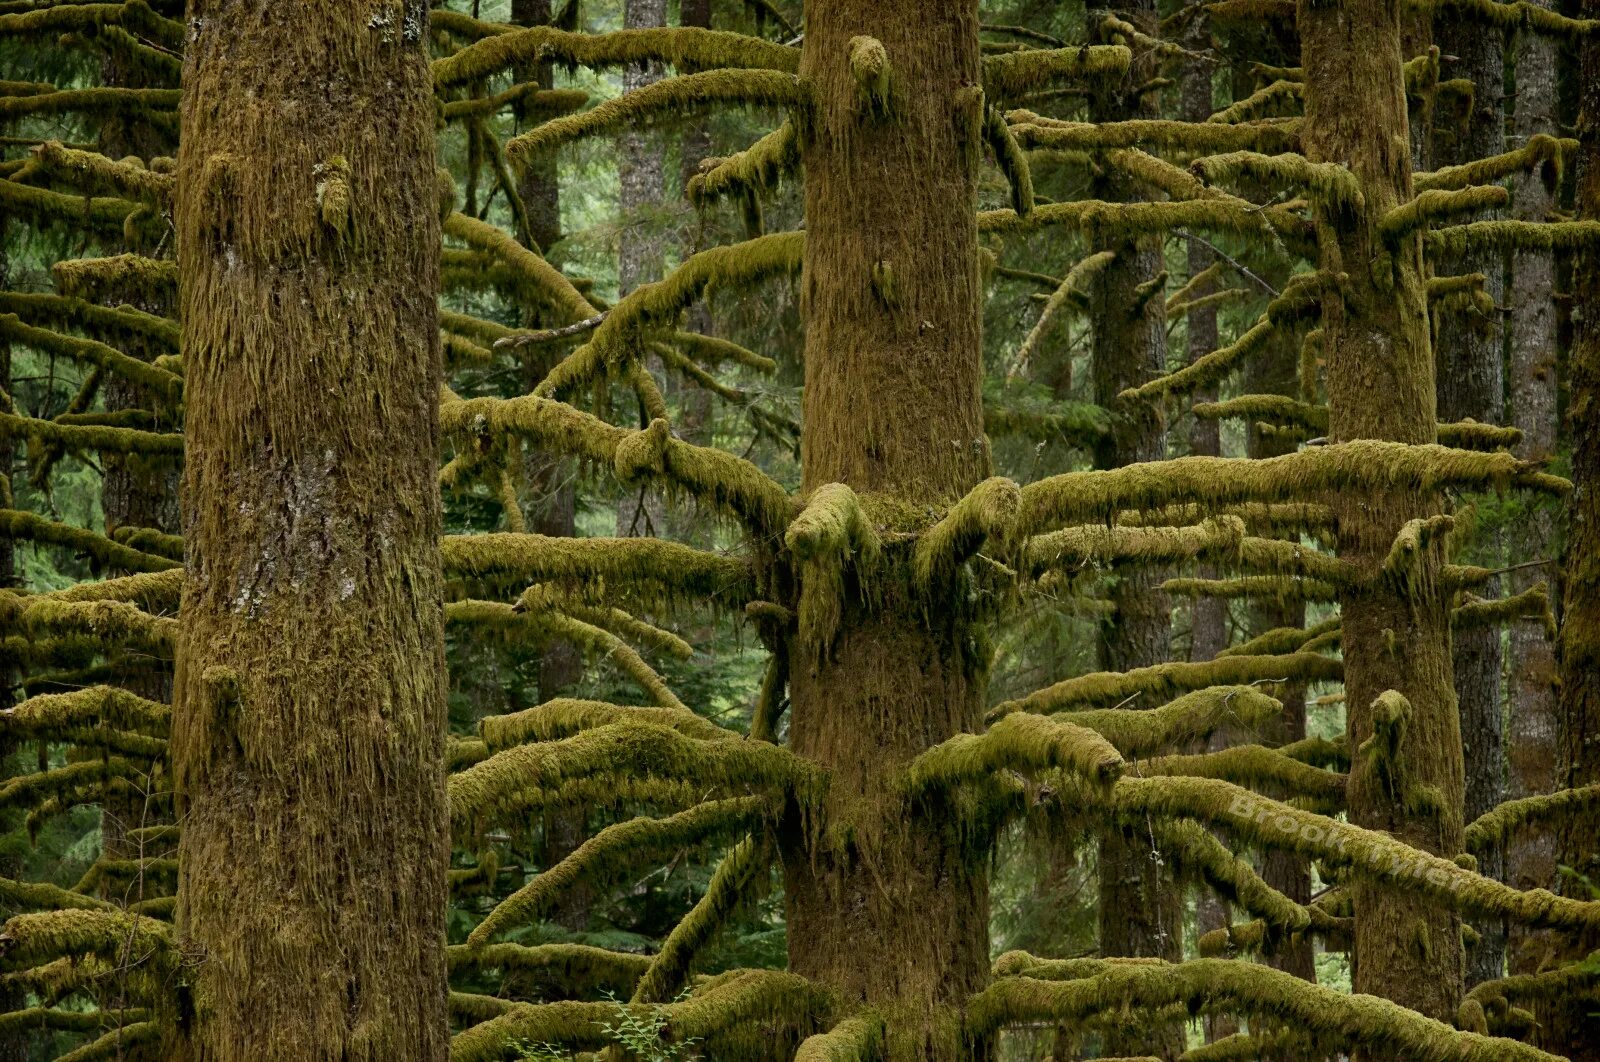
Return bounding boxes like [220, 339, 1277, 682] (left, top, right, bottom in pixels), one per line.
[615, 0, 670, 538]
[782, 4, 991, 1058]
[1087, 8, 1184, 1060]
[1432, 7, 1506, 989]
[168, 2, 449, 1057]
[1299, 0, 1464, 1030]
[1246, 337, 1319, 988]
[1541, 9, 1600, 1055]
[1504, 0, 1562, 979]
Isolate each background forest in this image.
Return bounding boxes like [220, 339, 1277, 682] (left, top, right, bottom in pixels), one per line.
[0, 0, 1598, 1059]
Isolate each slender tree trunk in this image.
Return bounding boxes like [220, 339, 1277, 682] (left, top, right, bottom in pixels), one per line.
[1299, 0, 1464, 1030]
[782, 4, 991, 1057]
[1541, 11, 1600, 1055]
[0, 229, 24, 1062]
[1505, 0, 1561, 978]
[1080, 9, 1184, 1061]
[169, 3, 449, 1057]
[1433, 9, 1507, 989]
[615, 0, 669, 537]
[94, 31, 183, 885]
[1246, 337, 1319, 988]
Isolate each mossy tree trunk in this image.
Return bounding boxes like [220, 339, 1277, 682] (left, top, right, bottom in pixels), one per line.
[169, 1, 449, 1057]
[1542, 10, 1600, 1055]
[1505, 0, 1561, 978]
[1245, 336, 1318, 988]
[782, 2, 991, 1057]
[1086, 7, 1184, 1059]
[1299, 0, 1464, 1028]
[1432, 8, 1506, 989]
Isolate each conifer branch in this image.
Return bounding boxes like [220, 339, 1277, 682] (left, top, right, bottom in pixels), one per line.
[434, 25, 801, 89]
[631, 835, 771, 1003]
[982, 46, 1133, 102]
[687, 120, 802, 211]
[989, 655, 1341, 720]
[794, 1015, 884, 1060]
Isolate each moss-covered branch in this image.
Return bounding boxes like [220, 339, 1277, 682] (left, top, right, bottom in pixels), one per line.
[982, 46, 1132, 102]
[465, 797, 769, 944]
[0, 509, 177, 574]
[1415, 133, 1575, 192]
[1379, 186, 1510, 244]
[990, 655, 1340, 719]
[794, 1016, 884, 1061]
[434, 25, 800, 88]
[687, 120, 801, 211]
[968, 958, 1564, 1059]
[0, 314, 181, 403]
[1464, 784, 1600, 852]
[506, 70, 808, 161]
[631, 835, 771, 1003]
[1016, 440, 1565, 536]
[446, 943, 651, 998]
[441, 390, 795, 537]
[1007, 251, 1114, 381]
[447, 721, 809, 831]
[905, 712, 1124, 793]
[30, 139, 172, 203]
[914, 477, 1019, 588]
[441, 531, 754, 603]
[444, 211, 597, 324]
[1010, 112, 1301, 154]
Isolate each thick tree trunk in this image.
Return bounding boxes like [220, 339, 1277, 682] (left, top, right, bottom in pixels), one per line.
[1299, 0, 1464, 1029]
[1432, 9, 1506, 989]
[1505, 0, 1561, 978]
[1084, 9, 1184, 1060]
[1541, 11, 1600, 1056]
[169, 3, 449, 1057]
[783, 4, 991, 1058]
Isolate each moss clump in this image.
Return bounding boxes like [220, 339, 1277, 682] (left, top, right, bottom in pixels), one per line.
[905, 712, 1124, 794]
[687, 120, 801, 211]
[794, 1015, 884, 1060]
[914, 476, 1019, 589]
[981, 46, 1132, 102]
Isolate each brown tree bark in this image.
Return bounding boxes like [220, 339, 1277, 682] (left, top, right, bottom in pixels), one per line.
[1541, 8, 1600, 1055]
[1087, 8, 1184, 1060]
[782, 3, 991, 1057]
[1505, 0, 1562, 979]
[1433, 8, 1507, 989]
[168, 1, 449, 1056]
[1299, 0, 1465, 1031]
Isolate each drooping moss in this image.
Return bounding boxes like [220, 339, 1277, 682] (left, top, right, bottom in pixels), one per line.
[0, 409, 182, 457]
[1009, 112, 1302, 154]
[1136, 743, 1347, 805]
[0, 509, 176, 574]
[1378, 186, 1510, 245]
[479, 697, 733, 748]
[30, 139, 172, 203]
[1415, 133, 1575, 192]
[1069, 685, 1285, 756]
[0, 314, 181, 404]
[1464, 783, 1600, 852]
[981, 45, 1131, 103]
[1190, 150, 1362, 212]
[444, 211, 597, 324]
[687, 119, 802, 211]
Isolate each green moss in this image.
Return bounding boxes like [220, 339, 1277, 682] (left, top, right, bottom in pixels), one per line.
[1464, 783, 1600, 852]
[983, 103, 1034, 216]
[1016, 440, 1565, 536]
[688, 120, 801, 212]
[1190, 150, 1362, 213]
[631, 835, 770, 1003]
[989, 653, 1340, 720]
[1006, 251, 1113, 381]
[794, 1015, 883, 1060]
[1379, 186, 1510, 244]
[970, 958, 1564, 1059]
[0, 314, 181, 404]
[0, 509, 177, 574]
[466, 796, 769, 945]
[982, 46, 1132, 102]
[31, 139, 171, 203]
[507, 70, 808, 161]
[447, 943, 651, 997]
[1416, 133, 1575, 192]
[905, 712, 1124, 794]
[447, 720, 809, 832]
[434, 25, 801, 88]
[1010, 112, 1301, 154]
[1137, 744, 1346, 805]
[444, 211, 597, 324]
[914, 476, 1019, 589]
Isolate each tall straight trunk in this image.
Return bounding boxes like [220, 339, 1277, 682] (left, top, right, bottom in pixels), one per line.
[1181, 21, 1236, 1041]
[1299, 0, 1464, 1028]
[1083, 9, 1184, 1061]
[782, 3, 990, 1057]
[95, 33, 182, 879]
[1542, 11, 1600, 1056]
[1433, 9, 1506, 989]
[0, 231, 23, 1062]
[615, 0, 669, 537]
[1505, 0, 1561, 978]
[1246, 338, 1318, 987]
[169, 3, 448, 1057]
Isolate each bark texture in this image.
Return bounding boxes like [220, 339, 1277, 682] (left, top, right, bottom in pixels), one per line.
[1542, 9, 1600, 1055]
[169, 2, 449, 1057]
[1505, 0, 1562, 978]
[1299, 0, 1464, 1029]
[784, 4, 991, 1057]
[1087, 9, 1183, 1059]
[1433, 7, 1506, 989]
